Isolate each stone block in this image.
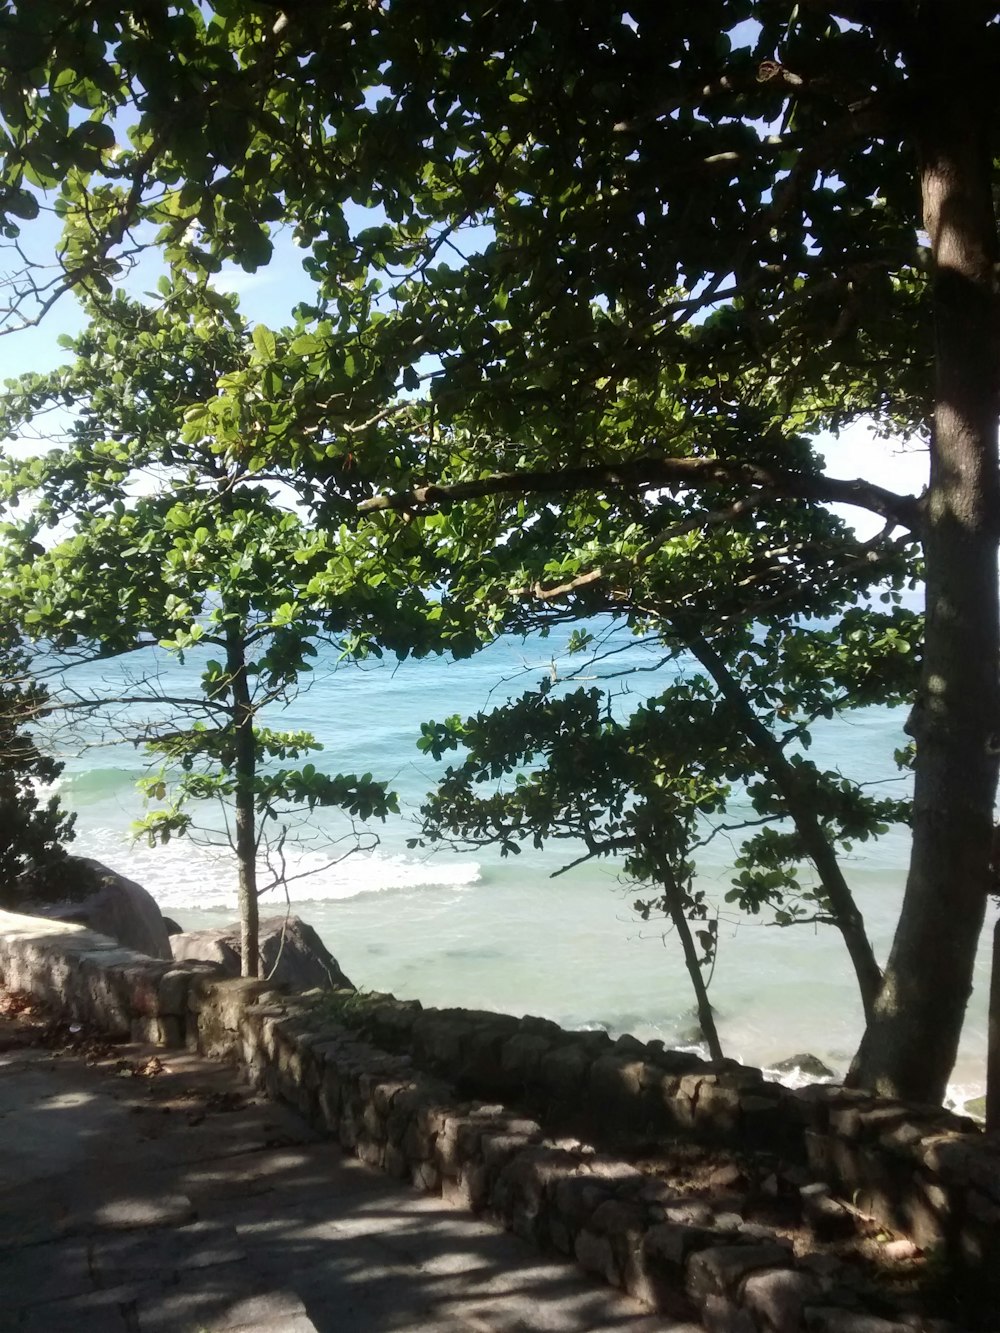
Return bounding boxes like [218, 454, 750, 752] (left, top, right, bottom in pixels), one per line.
[686, 1244, 791, 1302]
[788, 1084, 836, 1132]
[896, 1172, 949, 1250]
[702, 1294, 757, 1333]
[365, 996, 422, 1047]
[800, 1183, 855, 1241]
[435, 1108, 511, 1179]
[462, 1160, 490, 1211]
[412, 1160, 439, 1191]
[194, 978, 278, 1057]
[694, 1083, 742, 1136]
[741, 1266, 820, 1333]
[574, 1228, 620, 1286]
[492, 1146, 578, 1229]
[589, 1055, 647, 1125]
[480, 1123, 542, 1173]
[156, 968, 192, 1017]
[317, 1064, 342, 1132]
[459, 1018, 520, 1087]
[383, 1142, 409, 1179]
[357, 1137, 383, 1167]
[552, 1174, 610, 1231]
[654, 1048, 710, 1076]
[643, 1220, 716, 1277]
[589, 1197, 647, 1246]
[501, 1031, 553, 1085]
[412, 1012, 468, 1067]
[805, 1130, 836, 1177]
[539, 1041, 591, 1102]
[372, 1077, 412, 1116]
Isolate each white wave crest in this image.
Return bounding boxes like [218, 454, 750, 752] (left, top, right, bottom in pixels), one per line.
[70, 827, 480, 911]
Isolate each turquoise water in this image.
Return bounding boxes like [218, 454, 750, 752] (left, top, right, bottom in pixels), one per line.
[39, 619, 995, 1101]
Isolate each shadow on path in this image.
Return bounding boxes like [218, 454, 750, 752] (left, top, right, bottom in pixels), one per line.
[0, 1002, 687, 1332]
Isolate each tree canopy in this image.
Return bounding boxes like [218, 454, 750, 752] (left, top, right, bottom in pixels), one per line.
[1, 1, 998, 1102]
[0, 283, 402, 973]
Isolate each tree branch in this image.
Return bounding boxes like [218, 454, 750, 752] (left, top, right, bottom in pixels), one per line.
[359, 455, 923, 530]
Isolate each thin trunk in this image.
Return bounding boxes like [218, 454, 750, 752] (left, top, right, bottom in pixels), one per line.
[226, 620, 259, 979]
[687, 632, 883, 1021]
[662, 864, 725, 1064]
[850, 8, 1000, 1101]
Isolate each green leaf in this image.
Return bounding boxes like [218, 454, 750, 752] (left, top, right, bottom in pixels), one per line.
[252, 324, 277, 361]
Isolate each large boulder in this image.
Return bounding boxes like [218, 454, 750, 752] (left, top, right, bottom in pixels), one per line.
[170, 915, 354, 991]
[15, 856, 172, 960]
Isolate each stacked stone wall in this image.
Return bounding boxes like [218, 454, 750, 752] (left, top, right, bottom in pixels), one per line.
[1, 907, 995, 1331]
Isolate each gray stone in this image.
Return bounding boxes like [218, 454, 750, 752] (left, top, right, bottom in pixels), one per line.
[575, 1228, 619, 1285]
[16, 857, 172, 959]
[686, 1244, 792, 1301]
[171, 914, 353, 991]
[742, 1266, 820, 1332]
[772, 1053, 838, 1080]
[801, 1182, 856, 1240]
[703, 1294, 757, 1333]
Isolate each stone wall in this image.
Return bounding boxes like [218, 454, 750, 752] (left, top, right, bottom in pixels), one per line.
[1, 906, 994, 1331]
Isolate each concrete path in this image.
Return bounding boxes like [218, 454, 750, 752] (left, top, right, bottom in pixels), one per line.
[0, 1009, 690, 1332]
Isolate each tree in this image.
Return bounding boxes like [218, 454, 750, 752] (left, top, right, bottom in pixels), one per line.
[409, 470, 918, 1032]
[340, 3, 1000, 1104]
[419, 678, 732, 1062]
[1, 1, 998, 1101]
[0, 282, 399, 975]
[0, 625, 75, 897]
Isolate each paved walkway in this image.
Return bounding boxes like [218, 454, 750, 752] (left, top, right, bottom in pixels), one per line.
[0, 1007, 687, 1332]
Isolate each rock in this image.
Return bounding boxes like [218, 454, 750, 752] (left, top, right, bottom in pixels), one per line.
[800, 1183, 856, 1241]
[961, 1095, 986, 1124]
[880, 1238, 920, 1261]
[170, 915, 353, 991]
[742, 1266, 820, 1333]
[163, 916, 183, 936]
[772, 1053, 838, 1080]
[15, 856, 172, 960]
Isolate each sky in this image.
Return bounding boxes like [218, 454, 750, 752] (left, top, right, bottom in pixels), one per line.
[1, 200, 929, 545]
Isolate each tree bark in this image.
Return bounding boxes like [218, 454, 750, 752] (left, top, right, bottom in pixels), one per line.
[662, 864, 725, 1064]
[226, 619, 259, 979]
[687, 632, 883, 1021]
[850, 7, 1000, 1101]
[987, 917, 1000, 1135]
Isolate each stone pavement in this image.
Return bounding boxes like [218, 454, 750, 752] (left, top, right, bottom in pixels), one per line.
[0, 1011, 691, 1332]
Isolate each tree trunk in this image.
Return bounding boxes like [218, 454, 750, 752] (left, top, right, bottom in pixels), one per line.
[987, 917, 1000, 1135]
[850, 7, 1000, 1101]
[226, 620, 259, 979]
[662, 864, 725, 1064]
[687, 632, 883, 1021]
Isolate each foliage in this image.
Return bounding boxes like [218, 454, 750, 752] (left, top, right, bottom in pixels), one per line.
[0, 283, 402, 970]
[1, 1, 998, 1100]
[0, 626, 74, 898]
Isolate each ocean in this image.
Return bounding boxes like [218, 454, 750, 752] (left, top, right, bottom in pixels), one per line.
[38, 618, 995, 1105]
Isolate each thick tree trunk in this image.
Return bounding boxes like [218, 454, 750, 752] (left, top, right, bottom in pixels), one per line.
[226, 621, 259, 979]
[850, 8, 1000, 1101]
[688, 632, 883, 1020]
[987, 918, 1000, 1134]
